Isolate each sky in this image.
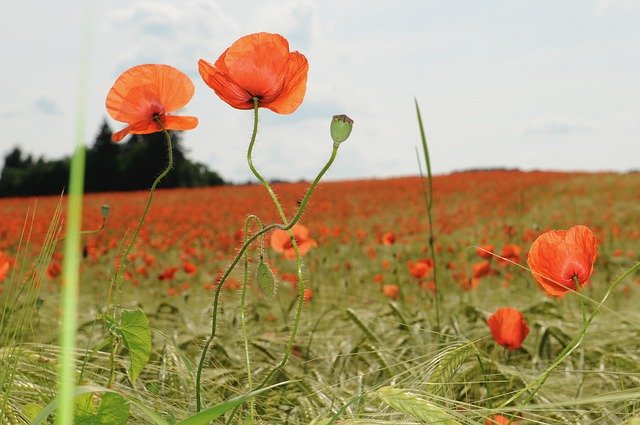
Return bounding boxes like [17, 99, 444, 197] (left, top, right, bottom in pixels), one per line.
[1, 0, 639, 182]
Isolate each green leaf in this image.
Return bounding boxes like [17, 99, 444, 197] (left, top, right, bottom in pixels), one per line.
[120, 308, 152, 383]
[30, 385, 171, 425]
[75, 393, 130, 424]
[256, 262, 276, 298]
[176, 381, 290, 425]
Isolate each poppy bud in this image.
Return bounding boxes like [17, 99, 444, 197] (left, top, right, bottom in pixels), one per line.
[101, 204, 111, 219]
[330, 114, 353, 146]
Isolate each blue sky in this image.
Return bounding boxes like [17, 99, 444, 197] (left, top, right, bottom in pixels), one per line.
[1, 0, 639, 182]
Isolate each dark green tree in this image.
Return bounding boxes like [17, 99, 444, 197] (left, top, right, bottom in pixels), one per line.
[0, 121, 226, 197]
[85, 120, 122, 192]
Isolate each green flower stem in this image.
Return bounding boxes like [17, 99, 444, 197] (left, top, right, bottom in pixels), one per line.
[240, 214, 263, 421]
[56, 219, 106, 243]
[195, 120, 339, 412]
[244, 97, 306, 391]
[107, 120, 173, 315]
[499, 261, 640, 411]
[106, 121, 173, 388]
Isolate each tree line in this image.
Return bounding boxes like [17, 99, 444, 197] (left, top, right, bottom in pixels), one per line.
[0, 121, 225, 197]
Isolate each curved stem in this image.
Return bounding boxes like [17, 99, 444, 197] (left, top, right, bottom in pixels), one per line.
[194, 103, 339, 411]
[240, 214, 263, 421]
[106, 122, 173, 387]
[243, 98, 307, 391]
[56, 218, 106, 243]
[106, 122, 173, 316]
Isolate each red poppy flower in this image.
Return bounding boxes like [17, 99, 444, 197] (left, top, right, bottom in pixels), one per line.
[47, 261, 62, 280]
[408, 258, 434, 279]
[0, 252, 10, 282]
[472, 261, 492, 279]
[106, 64, 198, 142]
[487, 307, 529, 351]
[498, 243, 521, 265]
[381, 232, 396, 246]
[270, 224, 318, 260]
[476, 244, 495, 259]
[183, 261, 198, 275]
[527, 225, 598, 296]
[198, 32, 309, 114]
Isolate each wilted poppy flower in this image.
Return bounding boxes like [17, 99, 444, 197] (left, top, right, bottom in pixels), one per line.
[198, 32, 308, 114]
[527, 225, 598, 296]
[106, 64, 198, 142]
[270, 224, 318, 260]
[487, 307, 529, 351]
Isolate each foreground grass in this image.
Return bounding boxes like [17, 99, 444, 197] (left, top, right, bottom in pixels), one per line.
[1, 171, 639, 423]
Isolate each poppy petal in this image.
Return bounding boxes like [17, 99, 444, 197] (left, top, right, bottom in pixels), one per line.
[151, 64, 195, 113]
[112, 119, 157, 143]
[221, 32, 290, 102]
[265, 52, 309, 114]
[162, 115, 199, 131]
[198, 59, 253, 110]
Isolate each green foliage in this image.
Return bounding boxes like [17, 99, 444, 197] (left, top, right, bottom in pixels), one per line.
[74, 392, 130, 424]
[0, 121, 226, 197]
[106, 309, 152, 384]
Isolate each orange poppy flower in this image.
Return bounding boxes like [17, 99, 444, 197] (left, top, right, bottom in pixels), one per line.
[270, 224, 318, 260]
[527, 225, 598, 296]
[382, 284, 400, 299]
[106, 64, 198, 142]
[198, 32, 308, 114]
[487, 307, 529, 351]
[485, 414, 513, 425]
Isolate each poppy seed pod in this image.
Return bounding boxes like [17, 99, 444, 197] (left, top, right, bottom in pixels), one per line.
[101, 204, 111, 219]
[330, 114, 353, 145]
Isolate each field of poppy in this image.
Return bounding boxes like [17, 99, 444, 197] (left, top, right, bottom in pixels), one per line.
[1, 170, 640, 424]
[1, 30, 639, 425]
